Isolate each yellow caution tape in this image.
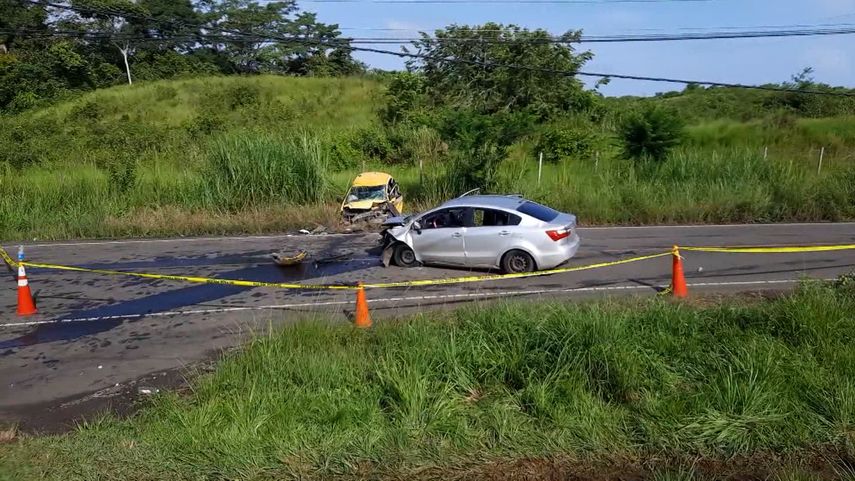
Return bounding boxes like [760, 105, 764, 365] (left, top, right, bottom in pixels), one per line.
[0, 246, 670, 290]
[363, 252, 671, 288]
[17, 260, 355, 290]
[0, 247, 16, 270]
[683, 245, 855, 254]
[1, 241, 852, 291]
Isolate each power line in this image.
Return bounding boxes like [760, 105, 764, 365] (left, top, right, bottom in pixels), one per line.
[302, 0, 711, 3]
[337, 22, 855, 32]
[11, 26, 855, 44]
[16, 0, 855, 97]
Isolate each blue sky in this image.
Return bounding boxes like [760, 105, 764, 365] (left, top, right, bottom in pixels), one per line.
[304, 0, 855, 96]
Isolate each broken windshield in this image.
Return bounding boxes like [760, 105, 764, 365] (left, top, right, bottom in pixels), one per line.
[349, 185, 386, 202]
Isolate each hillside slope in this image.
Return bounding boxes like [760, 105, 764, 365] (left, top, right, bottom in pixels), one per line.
[0, 75, 381, 168]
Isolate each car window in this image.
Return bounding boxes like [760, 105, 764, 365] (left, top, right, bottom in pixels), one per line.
[471, 208, 521, 227]
[420, 208, 466, 229]
[350, 185, 386, 201]
[517, 201, 560, 222]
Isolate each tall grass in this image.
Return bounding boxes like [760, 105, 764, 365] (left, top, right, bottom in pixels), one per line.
[204, 131, 331, 210]
[3, 279, 854, 480]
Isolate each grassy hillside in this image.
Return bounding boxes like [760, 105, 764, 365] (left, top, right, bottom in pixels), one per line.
[3, 279, 854, 480]
[0, 76, 854, 240]
[608, 85, 855, 124]
[0, 75, 380, 169]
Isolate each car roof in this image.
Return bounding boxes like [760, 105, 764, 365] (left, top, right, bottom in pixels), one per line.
[440, 195, 528, 210]
[352, 172, 393, 187]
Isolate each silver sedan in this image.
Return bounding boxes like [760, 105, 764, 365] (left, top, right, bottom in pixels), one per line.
[383, 195, 580, 273]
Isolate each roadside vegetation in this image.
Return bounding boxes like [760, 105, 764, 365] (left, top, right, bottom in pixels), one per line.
[3, 277, 854, 480]
[2, 12, 855, 240]
[1, 78, 853, 239]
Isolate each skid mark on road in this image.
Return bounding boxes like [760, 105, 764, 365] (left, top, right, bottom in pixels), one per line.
[0, 259, 379, 349]
[0, 278, 824, 330]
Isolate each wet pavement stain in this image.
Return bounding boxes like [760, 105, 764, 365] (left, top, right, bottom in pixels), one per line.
[0, 258, 379, 350]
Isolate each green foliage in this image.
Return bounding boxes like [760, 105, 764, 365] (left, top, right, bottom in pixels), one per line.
[0, 0, 362, 112]
[204, 131, 330, 210]
[620, 106, 685, 162]
[406, 23, 598, 119]
[380, 71, 428, 125]
[536, 119, 609, 163]
[0, 76, 853, 241]
[608, 75, 855, 124]
[4, 282, 855, 479]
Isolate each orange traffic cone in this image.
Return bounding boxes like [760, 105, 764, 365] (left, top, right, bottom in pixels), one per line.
[671, 245, 688, 299]
[354, 282, 372, 328]
[17, 264, 37, 316]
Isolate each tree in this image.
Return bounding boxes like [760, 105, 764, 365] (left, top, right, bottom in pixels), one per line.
[65, 0, 150, 85]
[619, 106, 684, 162]
[0, 0, 49, 52]
[405, 23, 597, 119]
[200, 0, 361, 75]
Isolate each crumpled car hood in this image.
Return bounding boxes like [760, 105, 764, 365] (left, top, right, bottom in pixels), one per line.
[343, 199, 382, 210]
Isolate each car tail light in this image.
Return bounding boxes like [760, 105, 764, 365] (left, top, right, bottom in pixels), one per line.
[546, 228, 571, 241]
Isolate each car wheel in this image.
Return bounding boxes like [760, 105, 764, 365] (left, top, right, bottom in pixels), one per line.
[393, 243, 418, 267]
[501, 250, 536, 274]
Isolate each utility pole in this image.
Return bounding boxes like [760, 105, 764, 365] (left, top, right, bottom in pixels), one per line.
[116, 41, 133, 85]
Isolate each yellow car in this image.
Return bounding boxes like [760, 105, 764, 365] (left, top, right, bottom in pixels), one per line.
[341, 172, 404, 224]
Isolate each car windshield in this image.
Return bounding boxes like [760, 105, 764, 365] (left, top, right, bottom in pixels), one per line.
[349, 185, 386, 201]
[517, 201, 560, 222]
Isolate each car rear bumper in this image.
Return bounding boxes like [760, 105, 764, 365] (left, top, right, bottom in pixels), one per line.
[536, 234, 580, 270]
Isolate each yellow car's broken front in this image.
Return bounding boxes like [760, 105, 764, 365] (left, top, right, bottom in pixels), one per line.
[341, 172, 404, 224]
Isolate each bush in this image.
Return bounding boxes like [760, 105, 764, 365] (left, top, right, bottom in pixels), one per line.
[619, 106, 685, 162]
[380, 72, 427, 125]
[184, 112, 225, 138]
[215, 84, 261, 110]
[536, 120, 607, 163]
[351, 126, 392, 160]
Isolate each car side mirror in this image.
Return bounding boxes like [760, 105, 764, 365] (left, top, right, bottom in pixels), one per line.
[412, 221, 422, 233]
[347, 194, 358, 203]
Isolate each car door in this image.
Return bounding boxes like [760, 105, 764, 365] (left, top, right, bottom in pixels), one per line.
[463, 208, 522, 268]
[387, 179, 403, 215]
[411, 208, 467, 266]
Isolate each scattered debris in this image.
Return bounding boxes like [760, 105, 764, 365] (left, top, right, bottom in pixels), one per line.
[137, 387, 159, 396]
[0, 425, 17, 444]
[298, 229, 311, 235]
[272, 250, 309, 266]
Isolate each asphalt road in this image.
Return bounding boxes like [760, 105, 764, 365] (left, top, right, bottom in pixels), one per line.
[1, 222, 854, 428]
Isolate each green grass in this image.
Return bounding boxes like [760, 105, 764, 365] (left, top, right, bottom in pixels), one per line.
[2, 279, 855, 480]
[0, 76, 854, 241]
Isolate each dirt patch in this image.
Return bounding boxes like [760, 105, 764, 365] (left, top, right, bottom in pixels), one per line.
[0, 357, 216, 435]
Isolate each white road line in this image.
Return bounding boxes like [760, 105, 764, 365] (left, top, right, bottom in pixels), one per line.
[0, 278, 827, 329]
